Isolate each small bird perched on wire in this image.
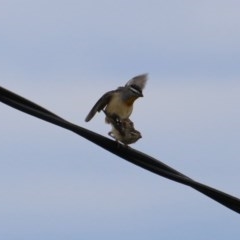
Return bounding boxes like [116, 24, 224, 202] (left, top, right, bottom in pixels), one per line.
[107, 117, 142, 145]
[85, 74, 147, 123]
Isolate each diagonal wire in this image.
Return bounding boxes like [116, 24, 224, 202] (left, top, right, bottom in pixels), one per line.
[0, 85, 240, 214]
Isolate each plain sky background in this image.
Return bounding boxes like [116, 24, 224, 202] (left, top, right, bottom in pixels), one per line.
[1, 0, 240, 239]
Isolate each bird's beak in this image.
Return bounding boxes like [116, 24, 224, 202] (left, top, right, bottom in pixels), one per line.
[137, 90, 143, 97]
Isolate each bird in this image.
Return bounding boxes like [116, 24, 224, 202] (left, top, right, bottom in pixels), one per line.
[108, 117, 142, 145]
[85, 74, 147, 123]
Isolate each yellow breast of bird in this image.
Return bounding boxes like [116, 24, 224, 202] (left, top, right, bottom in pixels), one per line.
[105, 93, 133, 119]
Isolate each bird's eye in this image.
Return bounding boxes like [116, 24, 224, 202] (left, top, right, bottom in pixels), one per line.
[130, 86, 141, 95]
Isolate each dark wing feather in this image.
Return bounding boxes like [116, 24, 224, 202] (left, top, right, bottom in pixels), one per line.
[85, 90, 115, 122]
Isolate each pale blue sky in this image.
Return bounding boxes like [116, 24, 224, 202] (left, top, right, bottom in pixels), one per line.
[1, 1, 240, 239]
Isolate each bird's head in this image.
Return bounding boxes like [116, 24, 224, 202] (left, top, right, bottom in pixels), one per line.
[122, 73, 148, 103]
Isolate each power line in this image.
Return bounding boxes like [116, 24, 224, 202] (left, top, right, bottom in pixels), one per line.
[0, 85, 240, 214]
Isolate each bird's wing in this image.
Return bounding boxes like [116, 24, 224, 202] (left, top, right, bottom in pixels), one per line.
[85, 90, 115, 122]
[125, 73, 148, 90]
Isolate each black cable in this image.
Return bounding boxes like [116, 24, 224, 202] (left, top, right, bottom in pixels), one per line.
[1, 85, 240, 214]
